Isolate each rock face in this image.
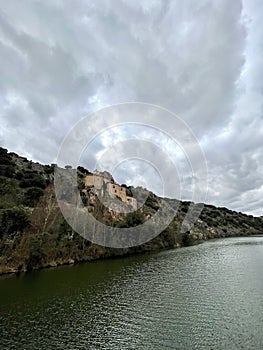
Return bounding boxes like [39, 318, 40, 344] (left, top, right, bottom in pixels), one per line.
[0, 146, 263, 274]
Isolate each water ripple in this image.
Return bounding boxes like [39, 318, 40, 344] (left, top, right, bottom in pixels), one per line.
[1, 236, 263, 349]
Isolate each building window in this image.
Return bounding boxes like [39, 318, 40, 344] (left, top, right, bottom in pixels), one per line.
[113, 185, 115, 188]
[115, 190, 117, 193]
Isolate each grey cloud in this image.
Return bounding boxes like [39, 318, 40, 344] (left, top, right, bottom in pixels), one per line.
[0, 0, 262, 215]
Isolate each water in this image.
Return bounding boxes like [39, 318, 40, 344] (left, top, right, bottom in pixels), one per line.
[1, 236, 263, 349]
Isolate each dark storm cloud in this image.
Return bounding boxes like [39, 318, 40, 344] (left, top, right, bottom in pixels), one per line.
[0, 0, 262, 215]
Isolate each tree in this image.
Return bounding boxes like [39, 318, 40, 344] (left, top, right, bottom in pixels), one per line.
[23, 187, 44, 207]
[19, 174, 47, 189]
[0, 206, 30, 239]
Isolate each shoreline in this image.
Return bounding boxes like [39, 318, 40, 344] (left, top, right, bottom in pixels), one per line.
[1, 233, 262, 276]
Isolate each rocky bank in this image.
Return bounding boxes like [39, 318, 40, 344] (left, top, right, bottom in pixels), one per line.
[0, 147, 262, 274]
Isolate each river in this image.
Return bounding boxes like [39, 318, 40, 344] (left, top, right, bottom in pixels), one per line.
[1, 236, 263, 349]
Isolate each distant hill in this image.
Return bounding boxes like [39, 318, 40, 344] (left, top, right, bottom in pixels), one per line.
[0, 146, 262, 274]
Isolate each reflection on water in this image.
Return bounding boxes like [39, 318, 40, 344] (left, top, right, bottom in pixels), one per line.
[1, 236, 263, 349]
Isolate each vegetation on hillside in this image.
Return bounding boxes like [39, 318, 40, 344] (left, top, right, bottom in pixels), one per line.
[0, 146, 262, 274]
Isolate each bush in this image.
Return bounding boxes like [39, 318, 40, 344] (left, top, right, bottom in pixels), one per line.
[23, 187, 44, 207]
[0, 148, 13, 166]
[77, 166, 90, 174]
[44, 165, 53, 175]
[15, 171, 23, 180]
[0, 164, 15, 177]
[0, 177, 20, 207]
[145, 194, 160, 211]
[0, 206, 30, 238]
[0, 147, 8, 156]
[26, 236, 46, 270]
[19, 174, 47, 189]
[117, 211, 145, 228]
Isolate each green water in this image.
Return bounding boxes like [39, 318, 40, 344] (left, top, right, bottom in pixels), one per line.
[1, 236, 263, 349]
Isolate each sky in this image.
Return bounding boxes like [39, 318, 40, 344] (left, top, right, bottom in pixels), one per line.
[0, 0, 262, 216]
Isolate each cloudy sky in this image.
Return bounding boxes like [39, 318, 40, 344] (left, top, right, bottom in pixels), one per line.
[0, 0, 262, 216]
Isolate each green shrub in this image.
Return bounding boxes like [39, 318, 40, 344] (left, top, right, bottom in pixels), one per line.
[19, 174, 46, 189]
[23, 187, 44, 207]
[0, 177, 20, 207]
[145, 196, 159, 211]
[15, 171, 23, 180]
[117, 211, 145, 228]
[0, 164, 15, 177]
[0, 148, 13, 166]
[0, 206, 30, 238]
[44, 165, 53, 175]
[26, 236, 46, 270]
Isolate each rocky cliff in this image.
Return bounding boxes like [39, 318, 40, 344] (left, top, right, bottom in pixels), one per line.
[0, 147, 262, 274]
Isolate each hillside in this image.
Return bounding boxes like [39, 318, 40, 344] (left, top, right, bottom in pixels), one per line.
[0, 146, 262, 274]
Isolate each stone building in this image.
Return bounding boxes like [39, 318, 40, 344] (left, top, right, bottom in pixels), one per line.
[107, 183, 126, 201]
[84, 172, 137, 210]
[126, 196, 137, 209]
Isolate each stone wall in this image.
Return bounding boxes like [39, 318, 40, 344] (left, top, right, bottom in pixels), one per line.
[107, 183, 127, 202]
[84, 174, 94, 187]
[126, 196, 137, 210]
[84, 173, 137, 210]
[84, 174, 104, 190]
